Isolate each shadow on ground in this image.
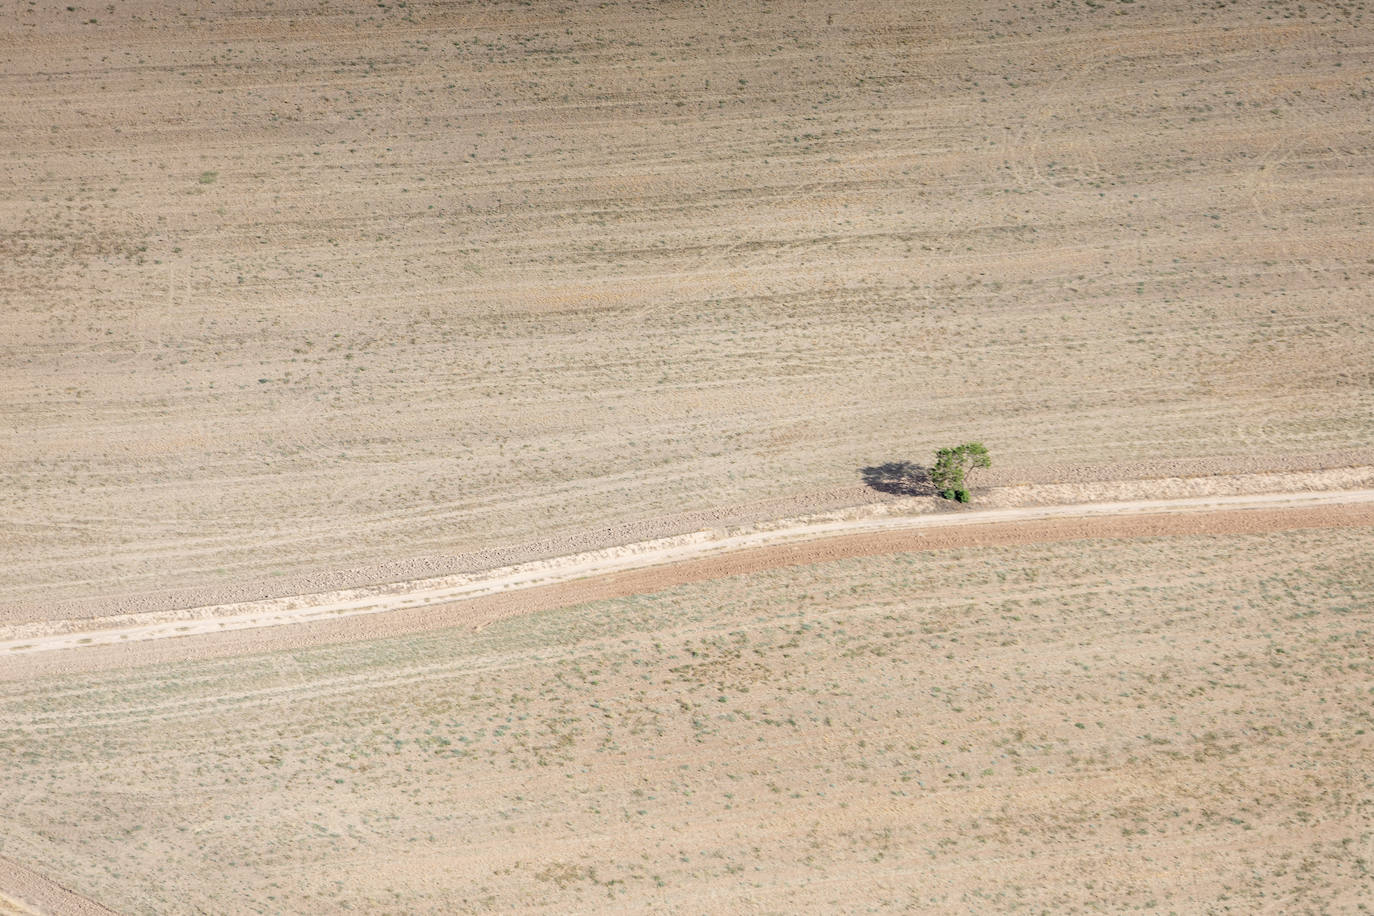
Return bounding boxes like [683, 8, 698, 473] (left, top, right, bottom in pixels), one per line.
[860, 462, 935, 497]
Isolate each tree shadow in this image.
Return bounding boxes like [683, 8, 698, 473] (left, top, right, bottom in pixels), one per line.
[859, 461, 935, 497]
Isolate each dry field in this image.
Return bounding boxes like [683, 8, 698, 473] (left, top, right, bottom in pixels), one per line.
[5, 0, 1374, 912]
[3, 0, 1373, 603]
[1, 527, 1371, 912]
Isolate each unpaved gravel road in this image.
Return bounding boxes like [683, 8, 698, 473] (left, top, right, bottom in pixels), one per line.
[5, 489, 1371, 669]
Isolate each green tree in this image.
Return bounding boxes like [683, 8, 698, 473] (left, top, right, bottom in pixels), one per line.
[931, 442, 990, 503]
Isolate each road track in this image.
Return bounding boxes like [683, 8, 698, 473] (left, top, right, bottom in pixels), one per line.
[0, 856, 117, 916]
[4, 489, 1372, 668]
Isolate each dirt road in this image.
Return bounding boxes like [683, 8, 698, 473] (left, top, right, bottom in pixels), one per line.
[5, 489, 1370, 676]
[0, 857, 117, 916]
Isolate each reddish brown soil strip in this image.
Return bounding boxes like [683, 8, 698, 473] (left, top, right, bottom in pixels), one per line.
[3, 502, 1368, 683]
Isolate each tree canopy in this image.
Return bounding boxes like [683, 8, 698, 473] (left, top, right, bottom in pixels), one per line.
[931, 442, 990, 503]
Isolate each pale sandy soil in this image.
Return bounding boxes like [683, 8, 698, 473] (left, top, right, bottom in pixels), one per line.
[1, 525, 1369, 913]
[3, 0, 1373, 603]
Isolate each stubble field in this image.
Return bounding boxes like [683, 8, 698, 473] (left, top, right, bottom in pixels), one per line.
[3, 0, 1372, 603]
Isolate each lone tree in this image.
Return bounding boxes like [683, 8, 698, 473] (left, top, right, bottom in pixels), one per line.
[931, 442, 990, 503]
